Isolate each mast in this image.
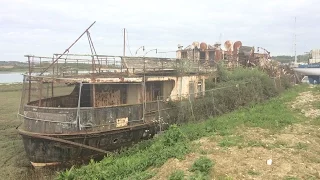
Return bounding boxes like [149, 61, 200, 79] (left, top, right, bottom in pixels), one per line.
[294, 17, 297, 64]
[123, 28, 126, 57]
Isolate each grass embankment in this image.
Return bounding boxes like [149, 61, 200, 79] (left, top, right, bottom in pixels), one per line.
[57, 67, 305, 180]
[0, 83, 23, 92]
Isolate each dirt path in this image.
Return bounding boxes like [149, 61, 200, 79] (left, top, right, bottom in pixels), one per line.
[151, 89, 320, 180]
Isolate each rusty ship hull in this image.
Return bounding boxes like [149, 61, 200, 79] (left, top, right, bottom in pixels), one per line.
[17, 22, 218, 166]
[18, 122, 157, 165]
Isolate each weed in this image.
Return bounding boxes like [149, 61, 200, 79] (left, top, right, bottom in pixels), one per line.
[168, 170, 185, 180]
[311, 101, 320, 109]
[199, 149, 208, 155]
[274, 140, 288, 147]
[189, 156, 214, 174]
[58, 166, 75, 180]
[218, 136, 243, 147]
[188, 171, 209, 180]
[284, 176, 300, 180]
[163, 124, 188, 146]
[247, 169, 260, 176]
[294, 142, 308, 150]
[311, 117, 320, 126]
[247, 140, 265, 147]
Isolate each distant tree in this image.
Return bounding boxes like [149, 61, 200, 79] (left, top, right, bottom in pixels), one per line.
[272, 54, 309, 63]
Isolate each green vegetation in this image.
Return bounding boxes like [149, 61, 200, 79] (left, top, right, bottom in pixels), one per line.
[294, 142, 308, 150]
[0, 67, 29, 72]
[189, 156, 214, 174]
[247, 169, 260, 176]
[168, 170, 185, 180]
[272, 54, 309, 64]
[283, 176, 300, 180]
[218, 136, 243, 147]
[168, 65, 293, 126]
[0, 83, 23, 92]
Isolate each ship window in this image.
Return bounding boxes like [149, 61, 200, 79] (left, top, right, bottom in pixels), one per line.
[197, 81, 202, 93]
[200, 51, 206, 60]
[209, 51, 215, 61]
[197, 81, 203, 97]
[189, 81, 195, 100]
[146, 82, 163, 101]
[181, 51, 187, 59]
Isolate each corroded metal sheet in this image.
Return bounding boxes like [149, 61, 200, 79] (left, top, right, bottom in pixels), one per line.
[200, 42, 207, 51]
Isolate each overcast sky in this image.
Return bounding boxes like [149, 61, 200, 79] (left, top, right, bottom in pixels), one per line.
[1, 0, 319, 61]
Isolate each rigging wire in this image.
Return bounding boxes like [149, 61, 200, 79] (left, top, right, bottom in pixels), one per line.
[125, 29, 133, 56]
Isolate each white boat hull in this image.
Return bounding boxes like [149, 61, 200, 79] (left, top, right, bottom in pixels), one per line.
[293, 68, 320, 76]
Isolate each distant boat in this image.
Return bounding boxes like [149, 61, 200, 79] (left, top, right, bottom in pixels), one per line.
[293, 63, 320, 84]
[293, 67, 320, 76]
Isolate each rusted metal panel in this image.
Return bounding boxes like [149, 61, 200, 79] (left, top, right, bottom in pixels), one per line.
[22, 101, 162, 134]
[214, 49, 223, 62]
[94, 84, 125, 107]
[233, 41, 242, 56]
[18, 122, 156, 163]
[224, 40, 233, 55]
[200, 42, 207, 51]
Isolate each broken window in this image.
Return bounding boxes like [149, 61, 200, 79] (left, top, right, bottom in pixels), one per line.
[189, 81, 195, 100]
[146, 82, 163, 101]
[197, 81, 202, 97]
[200, 51, 206, 60]
[209, 51, 215, 61]
[181, 51, 187, 59]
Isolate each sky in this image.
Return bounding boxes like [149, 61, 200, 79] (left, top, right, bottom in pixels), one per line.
[0, 0, 319, 62]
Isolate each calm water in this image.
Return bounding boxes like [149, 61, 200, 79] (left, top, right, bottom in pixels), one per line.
[0, 72, 24, 83]
[0, 70, 117, 84]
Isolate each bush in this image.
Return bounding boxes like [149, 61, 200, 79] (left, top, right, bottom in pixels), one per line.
[163, 125, 188, 146]
[189, 156, 214, 174]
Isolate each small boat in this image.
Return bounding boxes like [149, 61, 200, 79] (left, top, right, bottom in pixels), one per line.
[293, 65, 320, 84]
[293, 49, 320, 84]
